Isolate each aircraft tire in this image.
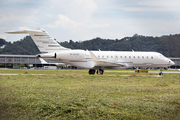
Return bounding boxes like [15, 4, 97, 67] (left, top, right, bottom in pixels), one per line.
[159, 72, 163, 76]
[97, 69, 104, 75]
[89, 69, 95, 75]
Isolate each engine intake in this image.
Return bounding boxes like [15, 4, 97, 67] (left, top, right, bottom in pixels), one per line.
[36, 53, 55, 58]
[55, 50, 85, 60]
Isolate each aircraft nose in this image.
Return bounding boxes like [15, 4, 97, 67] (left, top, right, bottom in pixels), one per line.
[169, 60, 175, 65]
[171, 61, 175, 65]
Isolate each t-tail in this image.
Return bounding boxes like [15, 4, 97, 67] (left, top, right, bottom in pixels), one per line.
[6, 28, 70, 58]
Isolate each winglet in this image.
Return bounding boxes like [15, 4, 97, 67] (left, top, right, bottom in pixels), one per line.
[89, 51, 99, 61]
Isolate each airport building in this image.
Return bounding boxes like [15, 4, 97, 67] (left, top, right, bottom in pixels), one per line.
[169, 57, 180, 69]
[0, 54, 58, 69]
[0, 54, 180, 69]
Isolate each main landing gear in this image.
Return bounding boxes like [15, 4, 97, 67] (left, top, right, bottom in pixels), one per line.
[89, 69, 104, 75]
[89, 69, 96, 75]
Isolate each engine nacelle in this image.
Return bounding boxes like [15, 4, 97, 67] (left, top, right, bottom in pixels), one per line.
[55, 50, 85, 60]
[36, 53, 55, 58]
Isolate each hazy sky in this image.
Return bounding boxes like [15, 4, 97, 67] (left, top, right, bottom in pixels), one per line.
[1, 0, 180, 42]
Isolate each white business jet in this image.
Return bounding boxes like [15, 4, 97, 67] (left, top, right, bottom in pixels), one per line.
[7, 28, 175, 75]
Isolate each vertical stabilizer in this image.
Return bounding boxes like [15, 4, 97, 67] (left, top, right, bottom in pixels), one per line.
[6, 28, 70, 53]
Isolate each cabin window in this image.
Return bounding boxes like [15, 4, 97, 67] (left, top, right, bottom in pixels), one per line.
[111, 56, 113, 58]
[98, 55, 100, 58]
[151, 56, 153, 59]
[142, 56, 144, 59]
[138, 56, 140, 58]
[125, 56, 126, 58]
[102, 56, 104, 58]
[120, 56, 122, 58]
[129, 56, 131, 58]
[133, 56, 135, 58]
[107, 56, 109, 58]
[146, 56, 148, 59]
[115, 56, 118, 58]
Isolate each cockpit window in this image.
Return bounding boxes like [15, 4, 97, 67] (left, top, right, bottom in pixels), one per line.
[159, 54, 165, 58]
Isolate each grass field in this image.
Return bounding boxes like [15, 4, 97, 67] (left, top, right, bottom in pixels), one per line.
[0, 69, 180, 120]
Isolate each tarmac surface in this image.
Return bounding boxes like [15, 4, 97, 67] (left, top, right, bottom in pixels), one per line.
[106, 70, 180, 74]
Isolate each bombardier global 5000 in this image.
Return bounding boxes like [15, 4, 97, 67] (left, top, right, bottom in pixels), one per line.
[7, 28, 175, 75]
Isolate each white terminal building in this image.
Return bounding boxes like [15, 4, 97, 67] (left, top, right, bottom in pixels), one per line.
[0, 54, 59, 69]
[0, 54, 180, 69]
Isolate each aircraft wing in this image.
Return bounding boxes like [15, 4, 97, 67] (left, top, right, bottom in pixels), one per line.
[98, 60, 128, 67]
[89, 51, 128, 67]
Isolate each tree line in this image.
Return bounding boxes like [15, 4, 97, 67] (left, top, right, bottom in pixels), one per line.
[0, 36, 40, 55]
[0, 33, 180, 57]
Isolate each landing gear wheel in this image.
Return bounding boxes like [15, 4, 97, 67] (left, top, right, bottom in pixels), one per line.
[159, 72, 163, 76]
[97, 69, 104, 75]
[159, 68, 163, 76]
[89, 69, 95, 75]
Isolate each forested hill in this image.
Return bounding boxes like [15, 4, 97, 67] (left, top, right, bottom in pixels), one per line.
[0, 34, 180, 57]
[0, 36, 40, 55]
[60, 34, 180, 57]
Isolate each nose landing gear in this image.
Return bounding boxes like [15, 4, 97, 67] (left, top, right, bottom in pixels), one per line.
[159, 68, 163, 76]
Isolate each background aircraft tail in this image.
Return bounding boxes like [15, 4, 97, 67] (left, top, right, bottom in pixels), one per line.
[6, 28, 70, 53]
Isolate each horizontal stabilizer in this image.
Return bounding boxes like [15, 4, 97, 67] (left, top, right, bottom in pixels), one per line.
[6, 29, 42, 34]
